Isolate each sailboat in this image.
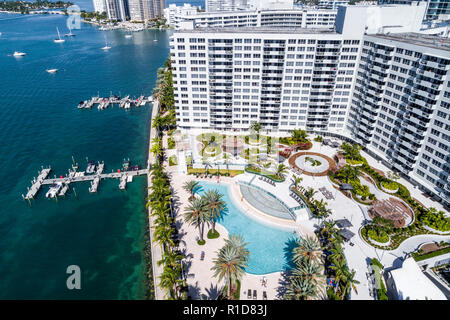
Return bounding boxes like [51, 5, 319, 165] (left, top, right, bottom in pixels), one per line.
[46, 69, 58, 73]
[54, 27, 65, 43]
[101, 35, 111, 50]
[64, 26, 75, 37]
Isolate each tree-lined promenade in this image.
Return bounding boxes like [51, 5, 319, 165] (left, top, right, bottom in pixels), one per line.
[0, 1, 72, 14]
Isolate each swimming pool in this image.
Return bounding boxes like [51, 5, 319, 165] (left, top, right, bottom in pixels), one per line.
[198, 181, 298, 275]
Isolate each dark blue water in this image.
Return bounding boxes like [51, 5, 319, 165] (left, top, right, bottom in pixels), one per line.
[0, 11, 170, 299]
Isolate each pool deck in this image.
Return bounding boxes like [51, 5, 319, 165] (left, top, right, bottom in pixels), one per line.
[170, 171, 319, 300]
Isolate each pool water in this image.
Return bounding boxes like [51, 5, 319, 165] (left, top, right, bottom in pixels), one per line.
[198, 181, 298, 275]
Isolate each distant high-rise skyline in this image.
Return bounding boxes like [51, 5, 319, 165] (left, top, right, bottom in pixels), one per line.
[93, 0, 165, 20]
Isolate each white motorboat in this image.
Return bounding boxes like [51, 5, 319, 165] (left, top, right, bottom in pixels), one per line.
[101, 35, 111, 50]
[46, 68, 58, 73]
[13, 51, 26, 56]
[125, 33, 132, 38]
[54, 27, 65, 43]
[46, 182, 63, 198]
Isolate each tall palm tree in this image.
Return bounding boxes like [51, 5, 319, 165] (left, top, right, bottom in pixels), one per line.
[275, 163, 288, 179]
[292, 260, 325, 287]
[329, 258, 348, 295]
[211, 242, 248, 299]
[224, 234, 250, 262]
[151, 142, 163, 159]
[341, 269, 360, 299]
[293, 236, 323, 265]
[203, 189, 227, 235]
[159, 265, 182, 300]
[183, 197, 209, 242]
[284, 276, 318, 300]
[158, 249, 184, 270]
[183, 180, 199, 201]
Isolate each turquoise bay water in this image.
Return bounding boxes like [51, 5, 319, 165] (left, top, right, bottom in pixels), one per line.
[0, 12, 170, 299]
[198, 182, 298, 275]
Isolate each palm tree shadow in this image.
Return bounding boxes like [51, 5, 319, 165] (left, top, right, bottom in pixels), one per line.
[188, 281, 202, 299]
[276, 271, 291, 299]
[205, 283, 221, 300]
[283, 236, 299, 271]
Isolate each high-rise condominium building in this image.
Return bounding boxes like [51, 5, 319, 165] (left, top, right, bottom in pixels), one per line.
[170, 2, 450, 205]
[93, 0, 107, 13]
[347, 33, 450, 205]
[105, 0, 129, 21]
[378, 0, 450, 21]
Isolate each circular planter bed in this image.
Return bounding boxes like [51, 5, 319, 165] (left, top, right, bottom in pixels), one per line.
[381, 181, 399, 194]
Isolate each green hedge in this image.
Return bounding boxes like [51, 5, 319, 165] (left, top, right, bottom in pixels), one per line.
[245, 165, 285, 182]
[381, 180, 399, 191]
[411, 246, 450, 262]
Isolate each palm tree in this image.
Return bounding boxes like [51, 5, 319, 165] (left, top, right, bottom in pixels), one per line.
[291, 129, 308, 143]
[293, 236, 323, 265]
[284, 276, 318, 300]
[275, 163, 288, 179]
[293, 175, 303, 189]
[304, 187, 317, 201]
[224, 234, 249, 261]
[341, 269, 360, 299]
[183, 180, 199, 200]
[338, 165, 360, 183]
[292, 260, 325, 287]
[159, 265, 182, 300]
[329, 258, 348, 295]
[158, 250, 184, 270]
[211, 241, 248, 299]
[151, 142, 163, 159]
[183, 197, 209, 242]
[203, 190, 227, 235]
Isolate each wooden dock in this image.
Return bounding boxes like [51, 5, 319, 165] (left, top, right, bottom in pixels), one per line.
[23, 167, 148, 200]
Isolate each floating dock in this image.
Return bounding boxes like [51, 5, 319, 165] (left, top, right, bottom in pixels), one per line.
[77, 94, 150, 110]
[23, 167, 52, 200]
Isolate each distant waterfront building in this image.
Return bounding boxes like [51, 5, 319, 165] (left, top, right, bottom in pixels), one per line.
[164, 4, 201, 28]
[206, 0, 250, 12]
[378, 0, 450, 21]
[318, 0, 349, 10]
[93, 0, 107, 13]
[166, 8, 338, 30]
[105, 0, 129, 21]
[127, 0, 165, 21]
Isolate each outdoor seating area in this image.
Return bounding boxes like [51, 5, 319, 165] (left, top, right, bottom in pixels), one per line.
[319, 186, 335, 200]
[258, 175, 276, 186]
[368, 198, 413, 228]
[290, 191, 306, 206]
[194, 172, 216, 179]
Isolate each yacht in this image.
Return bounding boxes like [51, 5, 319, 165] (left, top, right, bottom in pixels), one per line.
[13, 51, 26, 56]
[86, 161, 97, 174]
[46, 182, 63, 198]
[125, 32, 132, 38]
[64, 26, 75, 37]
[54, 27, 65, 43]
[46, 69, 58, 73]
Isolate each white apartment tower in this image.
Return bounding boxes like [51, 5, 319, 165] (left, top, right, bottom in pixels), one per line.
[126, 0, 164, 21]
[105, 0, 129, 21]
[93, 0, 107, 13]
[347, 33, 450, 205]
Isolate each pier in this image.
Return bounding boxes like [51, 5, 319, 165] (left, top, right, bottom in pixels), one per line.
[77, 94, 151, 110]
[23, 162, 148, 201]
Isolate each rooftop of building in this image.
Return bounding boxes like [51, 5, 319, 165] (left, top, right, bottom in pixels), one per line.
[368, 32, 450, 51]
[177, 27, 337, 35]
